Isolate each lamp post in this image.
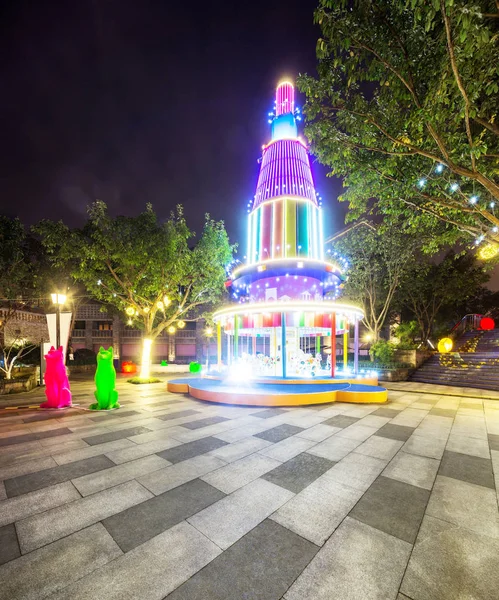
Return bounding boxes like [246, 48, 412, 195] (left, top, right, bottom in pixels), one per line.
[51, 293, 66, 349]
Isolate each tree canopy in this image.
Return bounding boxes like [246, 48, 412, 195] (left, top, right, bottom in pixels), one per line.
[35, 202, 234, 376]
[397, 251, 489, 344]
[299, 0, 499, 252]
[332, 221, 422, 340]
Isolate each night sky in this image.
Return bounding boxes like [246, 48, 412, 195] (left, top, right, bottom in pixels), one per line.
[0, 0, 346, 254]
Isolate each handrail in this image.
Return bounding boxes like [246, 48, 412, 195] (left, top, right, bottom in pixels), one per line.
[449, 314, 483, 340]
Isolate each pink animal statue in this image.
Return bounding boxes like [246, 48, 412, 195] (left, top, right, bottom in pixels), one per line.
[40, 346, 72, 409]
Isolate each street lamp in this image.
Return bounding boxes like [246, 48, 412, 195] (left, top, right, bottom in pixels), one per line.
[51, 293, 66, 348]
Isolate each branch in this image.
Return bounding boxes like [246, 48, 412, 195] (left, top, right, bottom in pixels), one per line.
[441, 0, 475, 168]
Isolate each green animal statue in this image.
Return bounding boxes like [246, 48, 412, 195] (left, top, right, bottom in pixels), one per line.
[90, 346, 120, 410]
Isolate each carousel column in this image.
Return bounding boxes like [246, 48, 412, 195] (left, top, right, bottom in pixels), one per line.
[217, 321, 222, 369]
[343, 321, 349, 372]
[227, 333, 231, 366]
[281, 313, 287, 379]
[331, 313, 336, 378]
[316, 334, 320, 355]
[354, 319, 359, 374]
[234, 315, 239, 361]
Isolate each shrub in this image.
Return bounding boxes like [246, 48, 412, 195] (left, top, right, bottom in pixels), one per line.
[127, 377, 162, 384]
[369, 340, 395, 364]
[72, 348, 97, 365]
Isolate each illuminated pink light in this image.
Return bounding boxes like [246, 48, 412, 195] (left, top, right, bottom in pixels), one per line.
[253, 140, 317, 208]
[276, 82, 295, 117]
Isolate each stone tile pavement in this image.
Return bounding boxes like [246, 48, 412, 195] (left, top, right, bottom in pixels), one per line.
[0, 378, 499, 598]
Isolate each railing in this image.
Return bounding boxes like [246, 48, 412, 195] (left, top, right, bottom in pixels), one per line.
[449, 314, 483, 340]
[92, 330, 113, 338]
[72, 329, 85, 338]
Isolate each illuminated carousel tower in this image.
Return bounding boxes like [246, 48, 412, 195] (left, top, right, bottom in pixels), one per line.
[213, 81, 364, 378]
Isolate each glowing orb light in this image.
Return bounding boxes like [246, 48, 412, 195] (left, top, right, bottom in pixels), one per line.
[125, 306, 135, 316]
[177, 320, 186, 329]
[478, 243, 499, 260]
[168, 326, 176, 334]
[438, 338, 453, 353]
[480, 317, 495, 330]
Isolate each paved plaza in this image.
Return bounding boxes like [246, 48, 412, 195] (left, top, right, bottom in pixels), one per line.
[0, 377, 499, 599]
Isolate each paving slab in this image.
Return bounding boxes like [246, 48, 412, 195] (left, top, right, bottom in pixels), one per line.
[402, 433, 448, 460]
[262, 453, 335, 493]
[82, 426, 152, 446]
[0, 523, 20, 566]
[0, 481, 81, 527]
[138, 454, 226, 495]
[167, 519, 318, 600]
[43, 521, 221, 600]
[446, 433, 490, 458]
[104, 437, 181, 464]
[325, 452, 387, 492]
[188, 478, 294, 550]
[258, 435, 317, 462]
[157, 436, 228, 464]
[322, 415, 360, 428]
[401, 515, 499, 600]
[295, 424, 339, 442]
[180, 416, 231, 430]
[72, 454, 170, 496]
[52, 438, 136, 465]
[201, 453, 281, 494]
[16, 479, 153, 553]
[383, 451, 439, 490]
[102, 479, 225, 552]
[4, 454, 115, 497]
[375, 423, 415, 442]
[439, 450, 495, 489]
[254, 424, 304, 443]
[271, 475, 365, 545]
[350, 476, 430, 543]
[252, 408, 289, 419]
[207, 436, 272, 463]
[0, 523, 122, 600]
[307, 434, 362, 462]
[426, 475, 499, 538]
[0, 457, 58, 481]
[284, 517, 412, 600]
[355, 436, 404, 461]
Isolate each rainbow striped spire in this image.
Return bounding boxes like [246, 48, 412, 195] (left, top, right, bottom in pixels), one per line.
[247, 81, 323, 264]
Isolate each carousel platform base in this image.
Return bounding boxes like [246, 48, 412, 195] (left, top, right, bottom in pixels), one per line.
[167, 377, 388, 406]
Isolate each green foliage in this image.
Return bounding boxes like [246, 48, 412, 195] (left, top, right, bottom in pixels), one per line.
[334, 221, 424, 340]
[392, 321, 419, 348]
[189, 361, 202, 373]
[127, 377, 162, 384]
[397, 251, 488, 344]
[369, 339, 395, 363]
[299, 0, 499, 249]
[35, 201, 235, 340]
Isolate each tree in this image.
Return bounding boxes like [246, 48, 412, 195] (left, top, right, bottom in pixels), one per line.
[397, 251, 489, 345]
[299, 0, 499, 251]
[0, 217, 47, 379]
[332, 222, 420, 341]
[35, 201, 235, 378]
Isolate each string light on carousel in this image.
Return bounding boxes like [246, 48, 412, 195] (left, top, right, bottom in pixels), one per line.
[212, 80, 370, 381]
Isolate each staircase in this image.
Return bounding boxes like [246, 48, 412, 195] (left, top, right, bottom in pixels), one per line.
[410, 327, 499, 391]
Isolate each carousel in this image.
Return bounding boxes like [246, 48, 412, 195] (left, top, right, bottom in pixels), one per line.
[168, 80, 387, 405]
